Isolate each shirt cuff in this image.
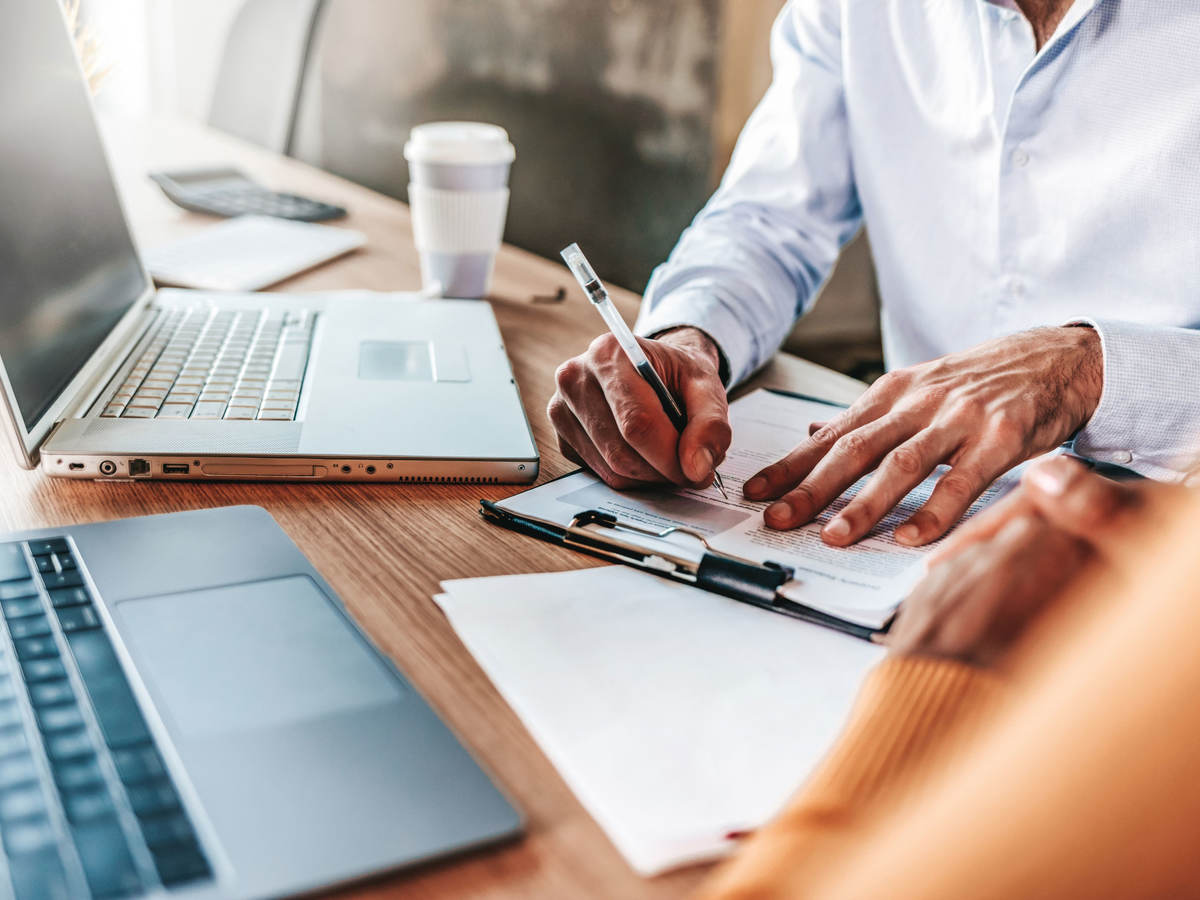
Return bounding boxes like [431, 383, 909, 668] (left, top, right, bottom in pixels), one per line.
[1068, 318, 1200, 481]
[635, 287, 760, 387]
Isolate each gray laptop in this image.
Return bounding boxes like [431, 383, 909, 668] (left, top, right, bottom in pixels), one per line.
[0, 1, 538, 485]
[0, 505, 523, 899]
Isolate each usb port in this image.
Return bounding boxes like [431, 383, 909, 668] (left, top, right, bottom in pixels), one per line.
[129, 459, 150, 477]
[162, 463, 190, 475]
[68, 463, 85, 471]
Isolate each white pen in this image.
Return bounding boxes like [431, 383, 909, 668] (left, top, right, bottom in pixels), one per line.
[560, 242, 729, 499]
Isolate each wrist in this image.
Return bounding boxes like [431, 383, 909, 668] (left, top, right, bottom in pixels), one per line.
[1063, 324, 1104, 428]
[654, 326, 723, 374]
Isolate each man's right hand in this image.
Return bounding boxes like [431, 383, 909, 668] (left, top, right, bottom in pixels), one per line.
[547, 326, 732, 490]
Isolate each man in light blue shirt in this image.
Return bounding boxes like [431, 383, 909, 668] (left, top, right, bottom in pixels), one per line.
[548, 0, 1200, 547]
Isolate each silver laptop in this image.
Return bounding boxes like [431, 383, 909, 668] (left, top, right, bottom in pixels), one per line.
[0, 1, 539, 485]
[0, 504, 523, 899]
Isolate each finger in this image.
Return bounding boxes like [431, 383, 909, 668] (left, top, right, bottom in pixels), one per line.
[743, 394, 896, 501]
[560, 377, 663, 483]
[676, 371, 732, 486]
[1022, 457, 1139, 535]
[822, 428, 958, 546]
[894, 453, 1005, 546]
[548, 396, 652, 490]
[595, 360, 688, 484]
[924, 488, 1034, 566]
[763, 415, 918, 531]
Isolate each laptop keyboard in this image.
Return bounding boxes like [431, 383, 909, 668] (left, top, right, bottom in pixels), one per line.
[0, 539, 210, 898]
[100, 307, 314, 422]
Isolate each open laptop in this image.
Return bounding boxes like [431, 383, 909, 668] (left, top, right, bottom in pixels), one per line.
[0, 504, 523, 899]
[0, 1, 539, 485]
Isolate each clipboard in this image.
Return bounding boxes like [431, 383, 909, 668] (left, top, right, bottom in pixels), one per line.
[479, 385, 894, 643]
[479, 499, 885, 642]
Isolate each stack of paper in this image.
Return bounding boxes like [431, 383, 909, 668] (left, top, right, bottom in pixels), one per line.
[436, 566, 884, 876]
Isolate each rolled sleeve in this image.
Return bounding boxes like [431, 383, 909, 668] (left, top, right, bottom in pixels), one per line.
[637, 0, 861, 388]
[1070, 318, 1200, 481]
[636, 285, 764, 387]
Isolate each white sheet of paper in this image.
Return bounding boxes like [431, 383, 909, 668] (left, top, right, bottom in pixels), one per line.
[499, 389, 1015, 626]
[436, 566, 884, 876]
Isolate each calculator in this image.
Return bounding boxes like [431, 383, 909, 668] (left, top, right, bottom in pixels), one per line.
[149, 167, 347, 222]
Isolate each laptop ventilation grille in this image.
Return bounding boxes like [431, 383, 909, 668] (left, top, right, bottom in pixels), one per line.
[398, 475, 501, 485]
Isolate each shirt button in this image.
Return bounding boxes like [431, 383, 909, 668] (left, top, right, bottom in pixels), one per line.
[1108, 450, 1134, 465]
[1012, 147, 1030, 167]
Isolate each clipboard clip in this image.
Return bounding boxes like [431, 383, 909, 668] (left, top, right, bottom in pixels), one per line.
[566, 509, 796, 600]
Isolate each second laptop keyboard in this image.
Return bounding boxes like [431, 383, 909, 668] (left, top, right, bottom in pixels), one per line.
[100, 307, 315, 422]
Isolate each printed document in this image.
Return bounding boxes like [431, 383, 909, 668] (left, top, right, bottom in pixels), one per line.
[498, 389, 1015, 627]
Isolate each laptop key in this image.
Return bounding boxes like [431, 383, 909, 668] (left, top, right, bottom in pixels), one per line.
[28, 679, 75, 708]
[8, 845, 72, 900]
[64, 786, 115, 823]
[73, 816, 143, 898]
[153, 845, 210, 887]
[0, 784, 47, 820]
[34, 556, 55, 574]
[64, 631, 151, 748]
[2, 813, 57, 855]
[0, 544, 29, 582]
[128, 779, 180, 817]
[0, 581, 38, 601]
[40, 571, 82, 590]
[191, 401, 227, 419]
[49, 587, 90, 609]
[54, 756, 104, 792]
[15, 636, 59, 661]
[0, 752, 39, 788]
[28, 539, 69, 556]
[0, 726, 29, 758]
[44, 728, 92, 762]
[36, 703, 84, 733]
[0, 700, 23, 730]
[22, 657, 67, 682]
[56, 605, 100, 633]
[112, 744, 165, 784]
[9, 615, 53, 640]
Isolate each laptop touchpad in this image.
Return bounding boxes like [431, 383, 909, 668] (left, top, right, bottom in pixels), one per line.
[115, 576, 404, 739]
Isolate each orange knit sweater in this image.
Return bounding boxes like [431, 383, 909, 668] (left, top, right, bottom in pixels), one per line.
[698, 499, 1200, 899]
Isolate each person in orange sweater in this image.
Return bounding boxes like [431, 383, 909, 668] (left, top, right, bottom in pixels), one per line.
[699, 455, 1200, 898]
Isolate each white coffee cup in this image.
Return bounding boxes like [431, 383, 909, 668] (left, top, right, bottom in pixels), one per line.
[404, 122, 515, 299]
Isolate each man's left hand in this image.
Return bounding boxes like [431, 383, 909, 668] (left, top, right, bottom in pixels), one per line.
[743, 326, 1103, 545]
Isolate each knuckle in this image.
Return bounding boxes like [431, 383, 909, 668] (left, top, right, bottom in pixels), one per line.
[811, 424, 840, 448]
[875, 369, 911, 393]
[834, 431, 871, 462]
[937, 472, 977, 504]
[546, 396, 568, 426]
[918, 385, 950, 409]
[618, 408, 657, 445]
[888, 445, 925, 477]
[950, 396, 986, 421]
[554, 358, 585, 391]
[587, 333, 619, 357]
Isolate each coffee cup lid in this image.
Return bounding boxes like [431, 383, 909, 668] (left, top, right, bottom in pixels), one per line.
[404, 122, 516, 166]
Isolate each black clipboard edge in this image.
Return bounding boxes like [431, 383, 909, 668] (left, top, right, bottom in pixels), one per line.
[479, 500, 883, 643]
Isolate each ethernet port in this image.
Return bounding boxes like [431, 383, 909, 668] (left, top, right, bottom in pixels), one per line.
[129, 459, 151, 477]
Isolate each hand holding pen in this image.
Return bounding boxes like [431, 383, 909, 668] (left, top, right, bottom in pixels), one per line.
[551, 243, 732, 496]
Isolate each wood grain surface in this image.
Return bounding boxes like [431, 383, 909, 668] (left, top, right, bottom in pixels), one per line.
[0, 117, 866, 899]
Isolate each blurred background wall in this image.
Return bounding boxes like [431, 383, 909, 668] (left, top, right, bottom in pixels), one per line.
[81, 0, 881, 379]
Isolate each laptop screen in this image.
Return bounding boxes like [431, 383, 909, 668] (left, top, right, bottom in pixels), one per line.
[0, 2, 150, 430]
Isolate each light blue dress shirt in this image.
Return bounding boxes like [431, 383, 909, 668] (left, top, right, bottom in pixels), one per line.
[637, 0, 1200, 481]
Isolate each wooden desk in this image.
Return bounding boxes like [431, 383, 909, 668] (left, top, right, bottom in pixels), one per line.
[0, 117, 866, 899]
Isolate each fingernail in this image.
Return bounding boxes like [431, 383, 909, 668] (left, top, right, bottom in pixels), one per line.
[895, 524, 920, 544]
[690, 447, 714, 480]
[824, 517, 851, 540]
[1027, 462, 1072, 496]
[766, 500, 793, 526]
[744, 476, 767, 497]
